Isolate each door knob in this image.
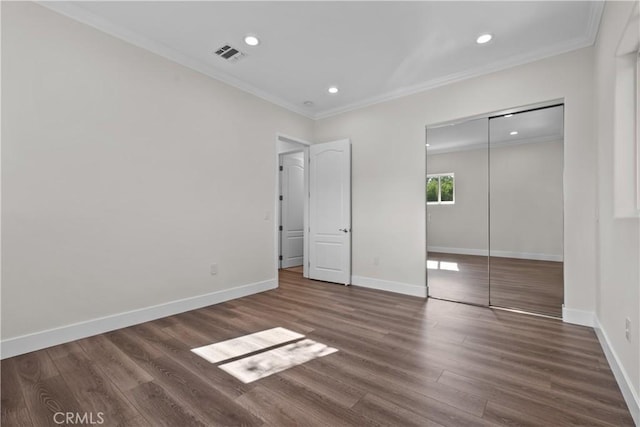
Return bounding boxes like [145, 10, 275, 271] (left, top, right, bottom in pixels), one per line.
[339, 228, 350, 233]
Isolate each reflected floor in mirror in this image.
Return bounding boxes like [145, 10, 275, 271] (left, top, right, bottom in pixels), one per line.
[427, 252, 489, 306]
[489, 256, 563, 317]
[428, 252, 563, 317]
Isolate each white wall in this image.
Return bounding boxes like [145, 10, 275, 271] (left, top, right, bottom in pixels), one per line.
[427, 140, 563, 260]
[314, 47, 596, 315]
[490, 140, 564, 260]
[1, 3, 314, 344]
[427, 147, 488, 254]
[593, 0, 640, 418]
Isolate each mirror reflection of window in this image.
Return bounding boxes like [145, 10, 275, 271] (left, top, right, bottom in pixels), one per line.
[426, 104, 564, 316]
[426, 173, 455, 204]
[440, 175, 454, 202]
[426, 117, 489, 306]
[426, 176, 439, 203]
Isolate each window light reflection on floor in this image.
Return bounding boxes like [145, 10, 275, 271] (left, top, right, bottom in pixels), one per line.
[426, 260, 459, 271]
[440, 261, 459, 271]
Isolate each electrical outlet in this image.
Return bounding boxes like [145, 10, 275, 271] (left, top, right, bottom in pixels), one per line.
[373, 257, 380, 266]
[625, 318, 631, 341]
[210, 263, 218, 276]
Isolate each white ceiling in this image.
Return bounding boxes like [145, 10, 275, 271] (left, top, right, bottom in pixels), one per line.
[427, 104, 564, 153]
[42, 1, 603, 119]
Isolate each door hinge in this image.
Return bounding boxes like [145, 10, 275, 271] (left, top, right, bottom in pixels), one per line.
[279, 195, 283, 201]
[279, 255, 283, 261]
[279, 225, 283, 231]
[279, 166, 283, 171]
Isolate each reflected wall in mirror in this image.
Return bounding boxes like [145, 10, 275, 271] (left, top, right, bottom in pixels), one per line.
[489, 105, 564, 317]
[426, 118, 489, 306]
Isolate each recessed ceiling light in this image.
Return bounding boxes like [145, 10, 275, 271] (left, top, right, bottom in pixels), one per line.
[504, 114, 513, 118]
[426, 144, 430, 147]
[476, 34, 493, 44]
[510, 131, 518, 135]
[244, 35, 260, 46]
[328, 86, 339, 94]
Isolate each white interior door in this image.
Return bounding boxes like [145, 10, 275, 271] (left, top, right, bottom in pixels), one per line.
[280, 152, 305, 268]
[309, 139, 351, 284]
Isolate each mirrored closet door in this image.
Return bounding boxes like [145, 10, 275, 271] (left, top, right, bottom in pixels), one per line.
[426, 104, 564, 317]
[488, 105, 564, 317]
[426, 118, 489, 306]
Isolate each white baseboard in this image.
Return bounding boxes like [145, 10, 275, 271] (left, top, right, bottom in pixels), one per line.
[594, 316, 640, 425]
[562, 305, 595, 327]
[427, 246, 563, 262]
[1, 279, 277, 360]
[428, 246, 488, 257]
[351, 275, 427, 298]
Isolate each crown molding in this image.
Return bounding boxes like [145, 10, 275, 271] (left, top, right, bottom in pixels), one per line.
[315, 42, 596, 120]
[314, 1, 604, 120]
[428, 134, 562, 155]
[586, 0, 606, 46]
[36, 0, 604, 123]
[36, 1, 315, 120]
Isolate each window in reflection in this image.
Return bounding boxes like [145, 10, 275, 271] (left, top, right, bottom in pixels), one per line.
[426, 173, 455, 204]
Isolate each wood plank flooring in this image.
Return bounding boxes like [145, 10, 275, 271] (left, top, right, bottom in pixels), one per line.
[2, 269, 632, 426]
[428, 252, 563, 317]
[489, 256, 563, 317]
[428, 252, 490, 306]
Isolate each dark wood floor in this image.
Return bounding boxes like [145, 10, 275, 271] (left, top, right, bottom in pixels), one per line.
[2, 269, 632, 426]
[428, 252, 564, 317]
[428, 252, 490, 307]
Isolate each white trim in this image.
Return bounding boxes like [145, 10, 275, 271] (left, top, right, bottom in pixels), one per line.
[594, 316, 640, 425]
[351, 275, 427, 298]
[586, 1, 606, 47]
[0, 279, 276, 359]
[427, 246, 563, 262]
[36, 1, 603, 122]
[315, 1, 603, 120]
[426, 99, 564, 130]
[275, 134, 311, 278]
[427, 135, 562, 155]
[36, 2, 314, 120]
[277, 133, 312, 147]
[428, 246, 488, 257]
[561, 305, 595, 327]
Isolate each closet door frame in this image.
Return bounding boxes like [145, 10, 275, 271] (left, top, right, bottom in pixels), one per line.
[425, 99, 565, 315]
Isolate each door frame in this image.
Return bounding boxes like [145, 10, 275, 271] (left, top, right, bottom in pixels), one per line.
[275, 133, 312, 277]
[279, 151, 305, 269]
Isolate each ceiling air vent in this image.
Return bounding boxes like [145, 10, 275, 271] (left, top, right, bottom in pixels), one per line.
[214, 44, 246, 63]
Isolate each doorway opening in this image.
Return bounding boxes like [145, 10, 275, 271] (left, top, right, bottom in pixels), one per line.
[275, 134, 311, 277]
[275, 135, 353, 286]
[279, 151, 305, 270]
